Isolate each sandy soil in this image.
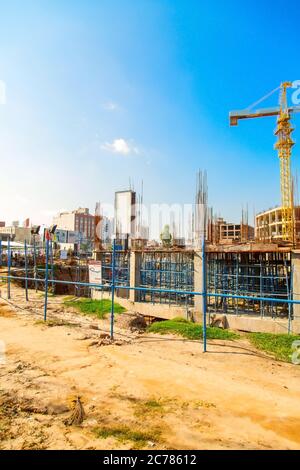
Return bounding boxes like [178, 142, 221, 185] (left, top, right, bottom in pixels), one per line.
[0, 284, 300, 450]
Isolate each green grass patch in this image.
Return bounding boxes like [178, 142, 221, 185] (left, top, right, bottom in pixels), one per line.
[63, 298, 126, 319]
[248, 332, 300, 363]
[34, 319, 77, 328]
[93, 424, 159, 448]
[108, 391, 167, 417]
[147, 317, 239, 341]
[133, 398, 166, 418]
[142, 399, 163, 409]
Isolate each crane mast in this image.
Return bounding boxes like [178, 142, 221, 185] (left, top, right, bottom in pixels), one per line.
[229, 82, 300, 244]
[274, 82, 294, 242]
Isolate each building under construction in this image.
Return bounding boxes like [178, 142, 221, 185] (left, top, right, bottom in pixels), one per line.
[90, 83, 300, 335]
[256, 206, 300, 243]
[90, 170, 299, 335]
[92, 241, 300, 335]
[209, 217, 254, 245]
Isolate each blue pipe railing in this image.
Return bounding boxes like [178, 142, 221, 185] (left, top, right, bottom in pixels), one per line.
[1, 273, 300, 305]
[0, 239, 299, 352]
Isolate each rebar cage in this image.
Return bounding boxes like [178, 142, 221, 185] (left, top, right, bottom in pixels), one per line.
[101, 251, 130, 298]
[139, 251, 194, 306]
[206, 252, 292, 318]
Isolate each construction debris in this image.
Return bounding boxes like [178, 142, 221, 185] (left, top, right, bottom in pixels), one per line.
[116, 312, 147, 333]
[64, 396, 85, 426]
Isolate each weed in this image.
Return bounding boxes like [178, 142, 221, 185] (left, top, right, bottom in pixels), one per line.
[147, 318, 239, 341]
[248, 332, 300, 363]
[63, 298, 125, 319]
[93, 424, 159, 448]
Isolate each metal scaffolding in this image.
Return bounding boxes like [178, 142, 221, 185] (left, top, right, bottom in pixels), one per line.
[101, 250, 130, 298]
[139, 251, 194, 306]
[206, 252, 292, 318]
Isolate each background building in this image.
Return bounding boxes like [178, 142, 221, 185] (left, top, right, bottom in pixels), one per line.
[100, 216, 114, 243]
[53, 207, 95, 240]
[0, 226, 32, 243]
[212, 218, 254, 244]
[114, 190, 136, 242]
[23, 218, 30, 228]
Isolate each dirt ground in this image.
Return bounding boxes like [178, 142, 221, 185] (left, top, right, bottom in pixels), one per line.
[0, 284, 300, 450]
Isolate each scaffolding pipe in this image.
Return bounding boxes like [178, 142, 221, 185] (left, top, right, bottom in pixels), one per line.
[33, 235, 38, 292]
[1, 271, 300, 305]
[202, 237, 207, 353]
[110, 239, 116, 340]
[44, 239, 50, 321]
[7, 238, 11, 300]
[24, 240, 29, 302]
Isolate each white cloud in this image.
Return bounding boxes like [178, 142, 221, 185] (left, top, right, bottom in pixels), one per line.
[101, 138, 139, 156]
[102, 101, 119, 111]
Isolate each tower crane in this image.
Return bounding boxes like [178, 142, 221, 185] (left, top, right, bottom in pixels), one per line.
[229, 82, 300, 243]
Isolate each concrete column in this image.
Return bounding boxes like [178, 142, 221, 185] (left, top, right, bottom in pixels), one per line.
[291, 251, 300, 331]
[129, 251, 142, 303]
[90, 252, 102, 300]
[194, 250, 203, 323]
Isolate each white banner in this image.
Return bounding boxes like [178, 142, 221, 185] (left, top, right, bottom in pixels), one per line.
[89, 261, 102, 285]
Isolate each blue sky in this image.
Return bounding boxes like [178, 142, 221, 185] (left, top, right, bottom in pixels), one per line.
[0, 0, 300, 226]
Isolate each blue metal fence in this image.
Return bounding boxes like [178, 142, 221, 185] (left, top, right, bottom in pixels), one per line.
[0, 238, 299, 353]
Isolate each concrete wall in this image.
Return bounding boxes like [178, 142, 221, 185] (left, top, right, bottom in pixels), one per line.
[224, 315, 300, 334]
